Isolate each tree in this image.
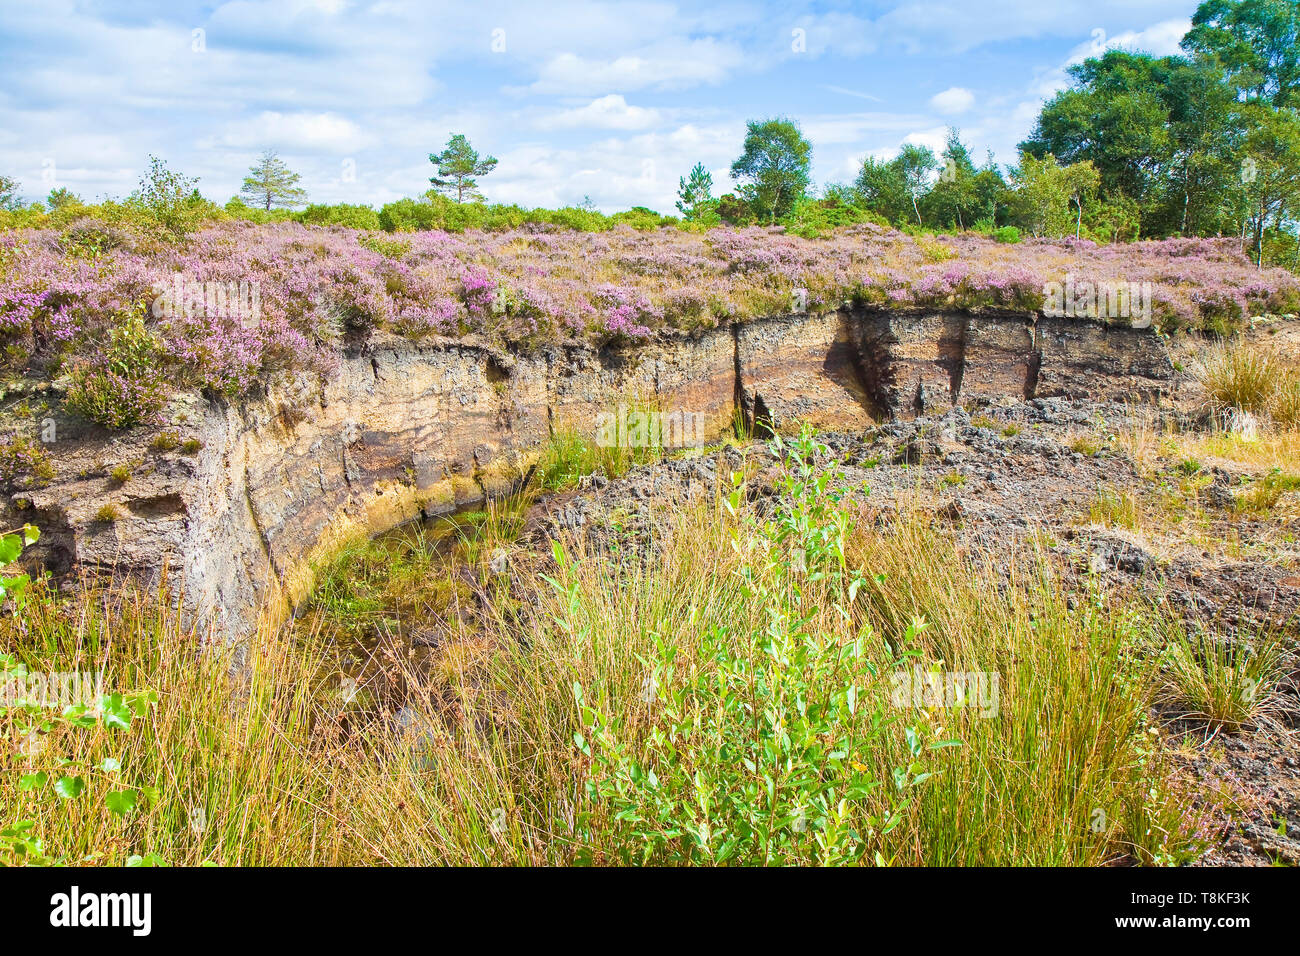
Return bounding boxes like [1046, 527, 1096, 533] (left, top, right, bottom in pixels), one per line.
[923, 130, 980, 229]
[853, 156, 911, 224]
[676, 163, 714, 220]
[896, 144, 939, 226]
[1238, 102, 1300, 264]
[1182, 0, 1300, 107]
[853, 145, 938, 226]
[240, 149, 307, 211]
[1009, 153, 1099, 238]
[730, 118, 812, 223]
[45, 187, 82, 211]
[130, 155, 206, 235]
[428, 134, 498, 203]
[1021, 52, 1179, 222]
[0, 174, 20, 211]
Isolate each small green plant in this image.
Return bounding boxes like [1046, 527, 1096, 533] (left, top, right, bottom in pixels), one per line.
[109, 464, 132, 484]
[1234, 469, 1300, 515]
[1069, 434, 1101, 456]
[180, 438, 203, 454]
[0, 434, 55, 491]
[991, 226, 1020, 244]
[150, 430, 180, 452]
[1088, 488, 1141, 530]
[1175, 457, 1202, 476]
[970, 414, 998, 430]
[1001, 423, 1021, 438]
[0, 523, 40, 604]
[938, 470, 967, 488]
[95, 503, 121, 523]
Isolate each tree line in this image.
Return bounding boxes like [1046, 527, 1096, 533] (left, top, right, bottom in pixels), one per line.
[2, 0, 1296, 268]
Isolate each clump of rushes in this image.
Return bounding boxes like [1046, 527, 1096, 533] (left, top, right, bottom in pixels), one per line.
[1157, 627, 1288, 733]
[109, 464, 131, 484]
[1195, 340, 1276, 416]
[94, 503, 121, 523]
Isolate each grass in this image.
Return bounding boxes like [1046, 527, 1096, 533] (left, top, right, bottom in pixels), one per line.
[1088, 487, 1143, 531]
[0, 449, 1237, 866]
[1194, 339, 1300, 427]
[1156, 626, 1290, 734]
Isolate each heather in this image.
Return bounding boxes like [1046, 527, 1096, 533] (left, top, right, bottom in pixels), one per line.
[2, 220, 1297, 427]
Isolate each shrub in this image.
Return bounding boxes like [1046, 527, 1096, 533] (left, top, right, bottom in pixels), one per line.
[575, 428, 940, 865]
[64, 316, 170, 430]
[296, 203, 381, 231]
[0, 433, 55, 490]
[992, 226, 1021, 244]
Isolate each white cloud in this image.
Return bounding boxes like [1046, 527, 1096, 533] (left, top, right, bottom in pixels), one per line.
[199, 111, 372, 153]
[535, 95, 663, 131]
[521, 37, 747, 94]
[929, 87, 974, 114]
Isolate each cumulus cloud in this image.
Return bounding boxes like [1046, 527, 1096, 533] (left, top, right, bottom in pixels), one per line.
[200, 111, 372, 152]
[534, 95, 663, 131]
[929, 87, 974, 114]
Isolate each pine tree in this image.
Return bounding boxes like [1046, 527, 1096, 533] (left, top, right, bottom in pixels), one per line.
[240, 149, 308, 211]
[428, 134, 498, 203]
[676, 163, 714, 219]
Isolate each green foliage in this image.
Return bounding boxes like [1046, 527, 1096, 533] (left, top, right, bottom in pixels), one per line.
[0, 174, 21, 211]
[1182, 0, 1300, 106]
[1008, 152, 1100, 238]
[429, 133, 499, 203]
[128, 155, 210, 236]
[991, 225, 1021, 243]
[574, 427, 942, 865]
[730, 118, 813, 223]
[45, 187, 81, 211]
[1, 647, 160, 866]
[676, 163, 715, 221]
[0, 523, 39, 603]
[240, 149, 308, 211]
[64, 314, 170, 430]
[296, 202, 380, 230]
[783, 193, 887, 238]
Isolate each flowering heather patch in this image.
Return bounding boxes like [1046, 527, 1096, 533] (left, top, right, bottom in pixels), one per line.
[0, 220, 1297, 421]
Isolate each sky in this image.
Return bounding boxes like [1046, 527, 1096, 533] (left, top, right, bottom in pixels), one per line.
[0, 0, 1202, 213]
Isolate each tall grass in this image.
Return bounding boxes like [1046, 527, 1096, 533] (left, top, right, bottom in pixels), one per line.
[1195, 339, 1300, 427]
[1, 453, 1236, 866]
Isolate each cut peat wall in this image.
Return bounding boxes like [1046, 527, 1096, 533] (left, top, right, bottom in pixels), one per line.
[9, 307, 1175, 637]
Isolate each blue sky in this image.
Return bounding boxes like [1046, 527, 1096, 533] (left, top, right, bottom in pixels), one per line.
[0, 0, 1200, 213]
